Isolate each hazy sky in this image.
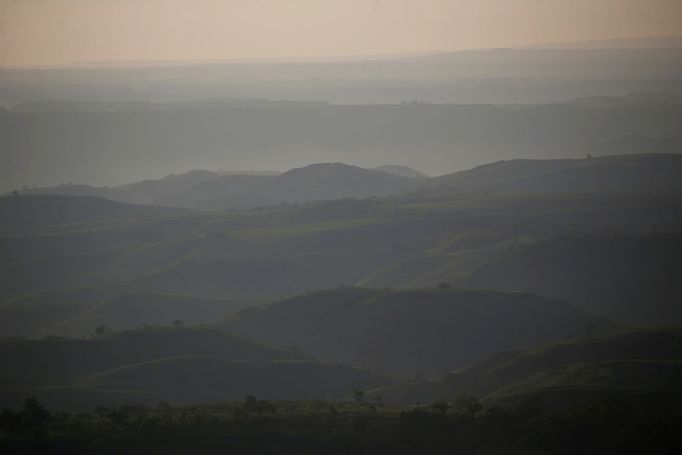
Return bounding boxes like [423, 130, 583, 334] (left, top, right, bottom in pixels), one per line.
[1, 0, 682, 66]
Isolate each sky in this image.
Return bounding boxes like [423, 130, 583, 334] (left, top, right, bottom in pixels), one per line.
[1, 0, 682, 66]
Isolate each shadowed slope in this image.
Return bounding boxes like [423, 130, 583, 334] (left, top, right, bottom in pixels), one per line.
[220, 287, 614, 378]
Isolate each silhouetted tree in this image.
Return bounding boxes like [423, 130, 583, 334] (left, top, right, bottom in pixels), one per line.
[94, 324, 109, 336]
[454, 395, 482, 416]
[431, 401, 450, 414]
[21, 397, 51, 428]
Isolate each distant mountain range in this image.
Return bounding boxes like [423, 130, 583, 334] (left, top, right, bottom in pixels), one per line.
[17, 153, 682, 210]
[3, 92, 682, 192]
[154, 163, 419, 210]
[20, 163, 423, 210]
[527, 35, 682, 50]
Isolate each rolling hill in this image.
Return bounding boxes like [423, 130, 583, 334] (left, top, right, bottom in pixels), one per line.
[0, 292, 250, 338]
[4, 95, 682, 193]
[373, 165, 428, 178]
[22, 163, 418, 210]
[0, 327, 390, 410]
[0, 194, 188, 226]
[1, 179, 680, 339]
[154, 163, 417, 210]
[16, 154, 682, 211]
[370, 327, 682, 406]
[466, 232, 682, 324]
[436, 153, 682, 194]
[79, 356, 388, 405]
[111, 169, 223, 204]
[219, 287, 615, 378]
[0, 327, 294, 387]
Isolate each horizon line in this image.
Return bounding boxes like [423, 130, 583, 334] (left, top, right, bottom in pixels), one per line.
[2, 33, 681, 71]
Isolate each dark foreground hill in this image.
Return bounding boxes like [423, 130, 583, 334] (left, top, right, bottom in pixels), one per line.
[3, 390, 681, 454]
[371, 328, 682, 407]
[219, 287, 614, 378]
[0, 327, 390, 411]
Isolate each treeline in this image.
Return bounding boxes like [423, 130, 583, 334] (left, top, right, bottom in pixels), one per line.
[1, 394, 680, 454]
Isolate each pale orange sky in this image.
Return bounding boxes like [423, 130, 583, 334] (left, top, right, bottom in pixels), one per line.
[1, 0, 682, 66]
